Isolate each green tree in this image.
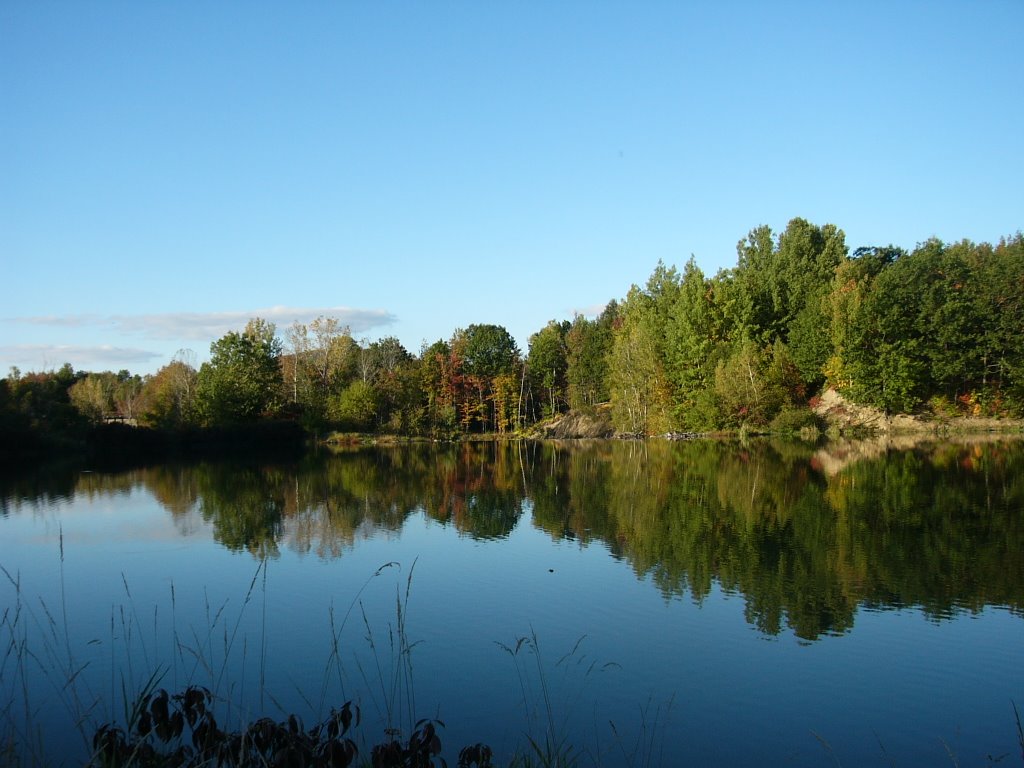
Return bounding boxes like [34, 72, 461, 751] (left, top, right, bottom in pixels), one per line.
[419, 339, 462, 438]
[844, 253, 928, 413]
[914, 239, 982, 401]
[836, 239, 1017, 414]
[68, 370, 144, 424]
[732, 224, 777, 339]
[355, 337, 416, 430]
[775, 220, 846, 329]
[716, 338, 805, 428]
[823, 246, 901, 390]
[565, 301, 617, 410]
[458, 324, 520, 432]
[732, 219, 847, 383]
[970, 233, 1024, 412]
[364, 336, 413, 381]
[461, 324, 519, 380]
[111, 369, 145, 422]
[491, 372, 521, 434]
[196, 319, 283, 425]
[0, 374, 37, 461]
[381, 358, 427, 435]
[607, 285, 673, 435]
[527, 320, 570, 418]
[0, 364, 86, 456]
[328, 379, 378, 431]
[606, 264, 683, 434]
[68, 373, 114, 423]
[285, 317, 358, 425]
[664, 258, 724, 430]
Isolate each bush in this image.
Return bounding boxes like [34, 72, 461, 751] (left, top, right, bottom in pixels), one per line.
[927, 395, 959, 419]
[328, 381, 379, 432]
[769, 407, 824, 437]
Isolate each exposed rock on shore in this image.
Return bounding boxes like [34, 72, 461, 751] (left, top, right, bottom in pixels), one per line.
[812, 388, 923, 432]
[812, 387, 1024, 434]
[532, 405, 615, 439]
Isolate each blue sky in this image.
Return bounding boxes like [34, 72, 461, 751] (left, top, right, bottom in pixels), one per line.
[2, 1, 1021, 375]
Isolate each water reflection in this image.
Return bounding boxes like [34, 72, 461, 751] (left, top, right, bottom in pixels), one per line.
[2, 438, 1022, 640]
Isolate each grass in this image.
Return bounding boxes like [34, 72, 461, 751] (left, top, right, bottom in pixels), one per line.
[497, 631, 584, 768]
[1, 548, 287, 766]
[2, 550, 490, 767]
[495, 630, 672, 768]
[1014, 701, 1024, 765]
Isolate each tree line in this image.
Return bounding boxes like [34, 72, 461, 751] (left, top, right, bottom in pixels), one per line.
[2, 218, 1022, 450]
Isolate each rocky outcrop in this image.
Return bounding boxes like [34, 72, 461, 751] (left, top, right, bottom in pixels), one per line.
[811, 388, 924, 432]
[812, 387, 1024, 434]
[533, 406, 615, 439]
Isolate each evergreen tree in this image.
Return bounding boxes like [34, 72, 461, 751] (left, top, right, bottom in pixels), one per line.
[664, 258, 723, 430]
[565, 301, 617, 410]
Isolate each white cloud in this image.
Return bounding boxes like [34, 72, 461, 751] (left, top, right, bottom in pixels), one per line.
[569, 302, 611, 319]
[16, 314, 107, 328]
[0, 344, 163, 369]
[9, 306, 398, 341]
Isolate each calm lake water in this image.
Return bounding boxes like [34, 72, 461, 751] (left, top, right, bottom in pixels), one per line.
[2, 438, 1022, 766]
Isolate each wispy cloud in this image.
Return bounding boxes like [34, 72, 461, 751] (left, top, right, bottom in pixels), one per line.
[569, 302, 611, 318]
[11, 306, 398, 341]
[0, 344, 164, 369]
[16, 314, 108, 328]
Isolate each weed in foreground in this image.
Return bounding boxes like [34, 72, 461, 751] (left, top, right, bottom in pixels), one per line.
[1, 554, 353, 767]
[497, 630, 649, 768]
[87, 685, 499, 768]
[1, 554, 498, 767]
[1015, 700, 1024, 764]
[603, 696, 674, 768]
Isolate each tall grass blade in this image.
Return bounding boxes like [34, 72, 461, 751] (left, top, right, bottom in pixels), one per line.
[811, 730, 843, 768]
[1012, 700, 1023, 764]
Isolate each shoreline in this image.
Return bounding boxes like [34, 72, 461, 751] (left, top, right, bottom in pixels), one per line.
[3, 404, 1022, 468]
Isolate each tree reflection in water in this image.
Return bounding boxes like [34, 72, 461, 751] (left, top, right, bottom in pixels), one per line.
[5, 437, 1022, 641]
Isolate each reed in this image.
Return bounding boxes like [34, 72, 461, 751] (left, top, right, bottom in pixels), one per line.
[497, 630, 637, 768]
[1014, 700, 1024, 764]
[0, 555, 486, 767]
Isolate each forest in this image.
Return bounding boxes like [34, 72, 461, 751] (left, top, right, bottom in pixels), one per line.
[2, 218, 1022, 457]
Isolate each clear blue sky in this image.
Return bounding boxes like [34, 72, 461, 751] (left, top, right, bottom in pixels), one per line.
[2, 1, 1021, 375]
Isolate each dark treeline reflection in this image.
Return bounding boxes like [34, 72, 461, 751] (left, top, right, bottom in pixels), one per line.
[3, 439, 1022, 639]
[529, 439, 1024, 638]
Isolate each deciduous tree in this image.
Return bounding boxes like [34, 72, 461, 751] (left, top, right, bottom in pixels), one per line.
[285, 317, 357, 424]
[527, 320, 570, 418]
[607, 286, 673, 435]
[196, 319, 283, 425]
[139, 352, 198, 428]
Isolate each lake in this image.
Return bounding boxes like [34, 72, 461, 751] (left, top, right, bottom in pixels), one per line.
[1, 437, 1022, 766]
